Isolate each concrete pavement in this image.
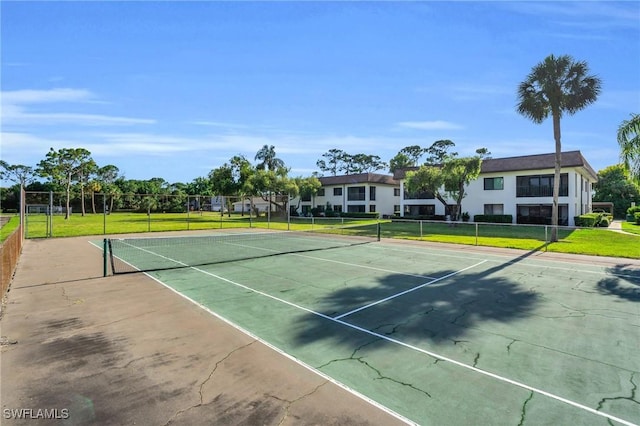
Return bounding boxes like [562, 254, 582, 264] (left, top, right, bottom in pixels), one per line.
[0, 236, 408, 426]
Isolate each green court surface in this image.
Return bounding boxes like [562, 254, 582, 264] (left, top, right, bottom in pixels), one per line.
[107, 232, 640, 425]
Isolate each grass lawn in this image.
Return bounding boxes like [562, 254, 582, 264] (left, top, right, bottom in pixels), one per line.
[621, 220, 640, 236]
[13, 212, 640, 259]
[382, 220, 640, 259]
[0, 215, 21, 243]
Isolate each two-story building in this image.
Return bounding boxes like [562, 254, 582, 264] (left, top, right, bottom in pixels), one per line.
[393, 151, 597, 226]
[296, 172, 400, 217]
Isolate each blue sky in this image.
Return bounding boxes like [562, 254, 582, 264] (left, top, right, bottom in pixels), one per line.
[1, 1, 639, 185]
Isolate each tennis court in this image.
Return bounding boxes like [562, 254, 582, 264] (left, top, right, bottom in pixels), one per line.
[103, 226, 640, 425]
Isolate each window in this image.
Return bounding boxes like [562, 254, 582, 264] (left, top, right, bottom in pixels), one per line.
[347, 205, 365, 213]
[347, 186, 365, 201]
[404, 190, 435, 200]
[301, 193, 311, 202]
[484, 177, 504, 190]
[484, 204, 504, 215]
[394, 205, 400, 214]
[333, 187, 342, 196]
[516, 174, 568, 197]
[517, 204, 568, 226]
[369, 205, 376, 212]
[333, 204, 342, 213]
[404, 205, 435, 216]
[317, 188, 325, 196]
[394, 188, 400, 197]
[369, 186, 376, 201]
[301, 205, 311, 214]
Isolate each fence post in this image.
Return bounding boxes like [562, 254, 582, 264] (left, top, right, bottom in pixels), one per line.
[103, 194, 107, 235]
[420, 220, 423, 238]
[544, 225, 548, 251]
[475, 223, 479, 246]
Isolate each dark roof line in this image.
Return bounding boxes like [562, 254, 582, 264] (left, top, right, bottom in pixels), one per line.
[393, 151, 597, 180]
[318, 172, 398, 186]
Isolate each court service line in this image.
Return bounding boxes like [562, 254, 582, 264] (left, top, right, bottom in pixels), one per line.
[109, 243, 638, 426]
[185, 265, 637, 426]
[224, 240, 437, 279]
[334, 260, 488, 320]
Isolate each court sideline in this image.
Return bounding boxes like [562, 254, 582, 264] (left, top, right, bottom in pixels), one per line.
[0, 235, 409, 425]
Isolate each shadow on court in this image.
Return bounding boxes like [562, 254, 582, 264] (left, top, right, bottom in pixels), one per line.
[294, 247, 543, 346]
[597, 264, 640, 302]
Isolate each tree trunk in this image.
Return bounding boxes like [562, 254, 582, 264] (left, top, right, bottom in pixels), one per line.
[551, 111, 562, 242]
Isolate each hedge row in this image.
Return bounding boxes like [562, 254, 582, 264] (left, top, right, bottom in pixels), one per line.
[574, 212, 611, 228]
[473, 214, 513, 224]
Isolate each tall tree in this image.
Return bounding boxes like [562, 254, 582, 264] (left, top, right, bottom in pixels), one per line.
[36, 147, 94, 219]
[424, 140, 457, 165]
[0, 161, 37, 187]
[76, 157, 98, 216]
[255, 145, 285, 171]
[389, 153, 413, 174]
[517, 54, 601, 241]
[96, 165, 121, 212]
[399, 145, 425, 165]
[617, 113, 640, 185]
[316, 149, 346, 176]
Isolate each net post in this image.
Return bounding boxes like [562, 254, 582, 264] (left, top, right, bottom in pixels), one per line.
[377, 222, 381, 241]
[103, 238, 108, 277]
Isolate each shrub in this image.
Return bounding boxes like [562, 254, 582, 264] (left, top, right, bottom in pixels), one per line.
[598, 216, 611, 227]
[473, 214, 513, 224]
[575, 213, 603, 227]
[339, 212, 379, 219]
[397, 215, 446, 221]
[627, 206, 640, 215]
[636, 212, 640, 225]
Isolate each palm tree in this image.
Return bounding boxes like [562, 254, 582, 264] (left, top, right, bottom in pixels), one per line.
[517, 54, 601, 241]
[617, 113, 640, 184]
[255, 145, 285, 171]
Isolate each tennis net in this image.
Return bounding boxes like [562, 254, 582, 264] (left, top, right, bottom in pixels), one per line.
[106, 222, 380, 275]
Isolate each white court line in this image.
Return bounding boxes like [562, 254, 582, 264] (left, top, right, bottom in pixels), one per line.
[100, 241, 639, 426]
[334, 260, 488, 320]
[224, 239, 438, 279]
[370, 243, 640, 280]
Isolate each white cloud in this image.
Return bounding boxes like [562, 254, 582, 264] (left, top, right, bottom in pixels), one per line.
[396, 120, 463, 131]
[1, 87, 155, 127]
[2, 88, 92, 104]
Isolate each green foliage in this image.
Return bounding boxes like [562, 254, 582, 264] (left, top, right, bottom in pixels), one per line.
[627, 206, 640, 215]
[473, 214, 513, 223]
[317, 149, 388, 175]
[617, 113, 640, 184]
[636, 212, 640, 225]
[574, 213, 611, 228]
[339, 212, 379, 219]
[593, 164, 640, 218]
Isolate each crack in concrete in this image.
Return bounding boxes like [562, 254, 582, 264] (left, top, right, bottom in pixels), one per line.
[318, 354, 432, 399]
[162, 340, 257, 426]
[596, 372, 639, 412]
[506, 339, 518, 354]
[518, 391, 534, 426]
[273, 381, 330, 426]
[472, 353, 480, 368]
